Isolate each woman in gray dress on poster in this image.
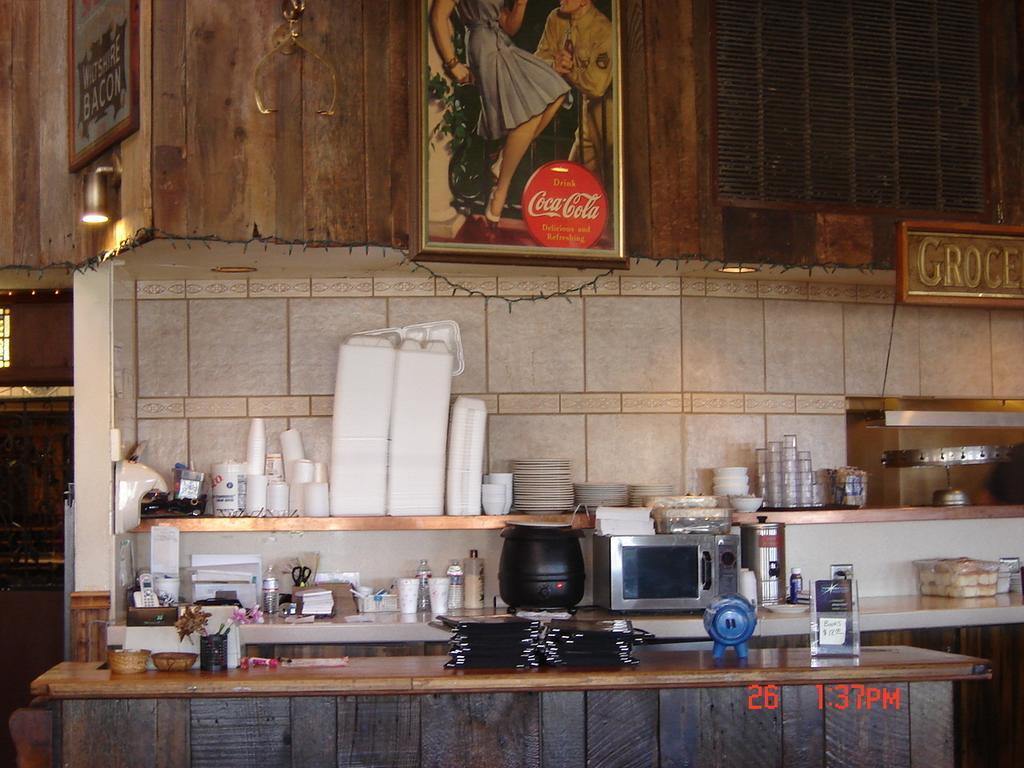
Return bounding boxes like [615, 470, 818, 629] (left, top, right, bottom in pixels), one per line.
[431, 0, 569, 226]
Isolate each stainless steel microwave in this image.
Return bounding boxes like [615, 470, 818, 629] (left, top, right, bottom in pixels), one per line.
[592, 534, 739, 611]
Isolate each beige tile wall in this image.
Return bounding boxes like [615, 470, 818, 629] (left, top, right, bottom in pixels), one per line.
[129, 276, 1024, 495]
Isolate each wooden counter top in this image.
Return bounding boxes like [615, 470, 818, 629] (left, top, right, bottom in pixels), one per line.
[32, 646, 989, 700]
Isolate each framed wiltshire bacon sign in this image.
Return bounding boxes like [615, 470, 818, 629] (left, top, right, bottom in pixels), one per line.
[68, 0, 140, 171]
[413, 0, 625, 267]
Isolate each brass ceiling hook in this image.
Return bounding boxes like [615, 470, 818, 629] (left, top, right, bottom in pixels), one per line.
[253, 0, 338, 116]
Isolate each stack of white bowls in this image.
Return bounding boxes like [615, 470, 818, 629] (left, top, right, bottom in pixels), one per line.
[573, 482, 629, 509]
[628, 483, 676, 506]
[482, 473, 513, 515]
[712, 467, 750, 498]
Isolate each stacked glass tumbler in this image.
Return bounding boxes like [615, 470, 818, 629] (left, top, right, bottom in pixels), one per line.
[757, 435, 816, 508]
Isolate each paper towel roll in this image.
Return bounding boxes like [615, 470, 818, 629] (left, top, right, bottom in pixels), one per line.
[280, 429, 306, 482]
[291, 459, 316, 485]
[244, 474, 268, 515]
[305, 482, 330, 517]
[313, 462, 328, 484]
[267, 481, 289, 516]
[246, 418, 266, 476]
[740, 568, 758, 606]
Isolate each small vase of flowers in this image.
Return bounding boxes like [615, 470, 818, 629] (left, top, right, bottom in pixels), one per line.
[175, 605, 262, 672]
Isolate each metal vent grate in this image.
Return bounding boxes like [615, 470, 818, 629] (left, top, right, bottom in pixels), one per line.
[715, 0, 983, 213]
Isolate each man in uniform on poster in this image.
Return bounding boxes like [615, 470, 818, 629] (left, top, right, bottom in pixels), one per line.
[535, 0, 613, 188]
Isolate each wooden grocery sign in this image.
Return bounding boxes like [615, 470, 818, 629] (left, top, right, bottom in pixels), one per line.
[68, 0, 140, 171]
[897, 221, 1024, 308]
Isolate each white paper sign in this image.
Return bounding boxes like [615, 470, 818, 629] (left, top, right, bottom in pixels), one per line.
[819, 616, 847, 645]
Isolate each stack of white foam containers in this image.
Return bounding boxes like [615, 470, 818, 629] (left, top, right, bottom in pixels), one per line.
[386, 339, 454, 515]
[329, 335, 398, 516]
[445, 397, 488, 516]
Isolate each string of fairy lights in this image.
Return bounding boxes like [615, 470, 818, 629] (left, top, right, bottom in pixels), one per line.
[0, 227, 882, 306]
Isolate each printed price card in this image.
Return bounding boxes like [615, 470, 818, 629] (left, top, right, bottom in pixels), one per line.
[811, 579, 860, 657]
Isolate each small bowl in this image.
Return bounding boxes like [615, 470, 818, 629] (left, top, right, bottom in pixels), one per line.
[151, 651, 198, 672]
[730, 496, 764, 513]
[107, 648, 151, 674]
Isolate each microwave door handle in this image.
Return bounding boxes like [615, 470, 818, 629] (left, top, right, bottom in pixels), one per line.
[701, 550, 713, 591]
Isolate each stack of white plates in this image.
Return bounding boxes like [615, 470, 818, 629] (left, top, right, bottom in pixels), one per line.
[511, 459, 574, 514]
[712, 467, 750, 497]
[574, 482, 628, 508]
[628, 483, 676, 506]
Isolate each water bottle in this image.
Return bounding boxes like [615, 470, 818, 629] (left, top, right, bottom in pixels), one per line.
[416, 559, 432, 612]
[262, 575, 280, 616]
[446, 559, 464, 611]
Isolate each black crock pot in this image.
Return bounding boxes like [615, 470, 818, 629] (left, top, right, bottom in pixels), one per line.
[498, 523, 585, 610]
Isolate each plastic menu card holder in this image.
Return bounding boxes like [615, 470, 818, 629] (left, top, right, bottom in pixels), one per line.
[810, 579, 860, 659]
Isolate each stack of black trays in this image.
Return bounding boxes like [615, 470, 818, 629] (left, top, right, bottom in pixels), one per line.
[540, 619, 640, 667]
[441, 615, 543, 670]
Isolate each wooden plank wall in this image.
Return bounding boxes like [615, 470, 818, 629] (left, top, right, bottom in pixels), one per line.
[2, 1, 1022, 270]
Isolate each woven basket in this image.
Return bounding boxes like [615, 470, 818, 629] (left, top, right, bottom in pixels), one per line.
[108, 648, 151, 674]
[356, 593, 399, 613]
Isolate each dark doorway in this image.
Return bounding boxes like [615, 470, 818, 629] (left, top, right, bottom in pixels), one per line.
[0, 397, 71, 766]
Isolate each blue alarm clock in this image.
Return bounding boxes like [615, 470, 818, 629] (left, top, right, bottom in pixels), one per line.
[703, 593, 757, 661]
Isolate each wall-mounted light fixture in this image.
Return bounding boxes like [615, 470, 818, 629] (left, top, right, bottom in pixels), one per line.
[81, 152, 122, 225]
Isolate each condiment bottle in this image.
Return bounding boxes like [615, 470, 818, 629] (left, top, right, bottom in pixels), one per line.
[416, 559, 432, 612]
[446, 559, 464, 610]
[464, 549, 484, 609]
[789, 567, 803, 604]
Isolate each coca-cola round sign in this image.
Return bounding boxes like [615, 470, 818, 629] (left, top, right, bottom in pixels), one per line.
[521, 161, 608, 249]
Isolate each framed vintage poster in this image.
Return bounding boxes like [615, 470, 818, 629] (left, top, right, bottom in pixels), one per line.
[414, 0, 625, 268]
[67, 0, 140, 171]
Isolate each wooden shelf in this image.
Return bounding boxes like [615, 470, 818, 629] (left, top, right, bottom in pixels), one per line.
[731, 504, 1024, 525]
[129, 505, 1024, 533]
[130, 514, 593, 533]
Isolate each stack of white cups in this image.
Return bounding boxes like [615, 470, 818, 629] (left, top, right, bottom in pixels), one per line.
[245, 418, 268, 515]
[482, 473, 513, 515]
[290, 458, 316, 516]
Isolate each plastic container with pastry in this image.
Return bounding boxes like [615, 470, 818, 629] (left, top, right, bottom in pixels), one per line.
[913, 558, 1000, 598]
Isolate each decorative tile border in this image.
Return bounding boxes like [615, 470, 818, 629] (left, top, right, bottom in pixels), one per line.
[310, 396, 334, 416]
[0, 385, 75, 399]
[136, 280, 186, 300]
[620, 276, 680, 296]
[435, 277, 498, 296]
[680, 278, 707, 297]
[759, 281, 809, 301]
[311, 277, 374, 297]
[185, 397, 247, 418]
[808, 283, 859, 303]
[705, 279, 759, 298]
[622, 393, 684, 413]
[795, 394, 846, 414]
[185, 280, 248, 299]
[690, 392, 746, 413]
[499, 394, 560, 414]
[559, 274, 620, 295]
[857, 285, 896, 304]
[248, 278, 310, 298]
[137, 398, 185, 418]
[560, 393, 622, 413]
[373, 276, 436, 297]
[248, 396, 310, 417]
[745, 394, 795, 414]
[497, 276, 560, 297]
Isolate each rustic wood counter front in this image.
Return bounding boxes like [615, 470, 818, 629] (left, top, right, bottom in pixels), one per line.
[31, 646, 989, 768]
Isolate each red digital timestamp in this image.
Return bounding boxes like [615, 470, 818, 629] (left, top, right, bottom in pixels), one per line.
[746, 683, 902, 710]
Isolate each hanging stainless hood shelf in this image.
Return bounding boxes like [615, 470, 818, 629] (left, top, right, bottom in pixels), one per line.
[881, 445, 1013, 469]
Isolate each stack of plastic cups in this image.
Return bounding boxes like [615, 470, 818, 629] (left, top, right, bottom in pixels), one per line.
[758, 436, 816, 508]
